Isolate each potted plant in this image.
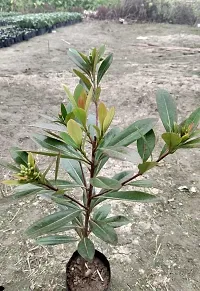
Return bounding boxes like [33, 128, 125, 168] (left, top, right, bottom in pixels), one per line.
[1, 46, 200, 291]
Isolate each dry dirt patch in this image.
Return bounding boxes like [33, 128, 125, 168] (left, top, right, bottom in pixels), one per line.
[0, 21, 200, 291]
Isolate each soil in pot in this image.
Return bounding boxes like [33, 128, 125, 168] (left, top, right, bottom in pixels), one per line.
[66, 250, 110, 291]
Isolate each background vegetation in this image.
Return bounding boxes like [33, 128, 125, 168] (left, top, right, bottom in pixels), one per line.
[0, 0, 199, 25]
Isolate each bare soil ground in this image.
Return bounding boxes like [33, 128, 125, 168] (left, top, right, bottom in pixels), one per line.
[0, 20, 200, 291]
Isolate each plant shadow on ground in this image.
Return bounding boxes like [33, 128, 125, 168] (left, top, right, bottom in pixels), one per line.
[0, 20, 200, 291]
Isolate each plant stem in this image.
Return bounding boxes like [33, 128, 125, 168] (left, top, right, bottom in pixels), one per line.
[84, 137, 96, 237]
[43, 182, 88, 210]
[93, 150, 170, 199]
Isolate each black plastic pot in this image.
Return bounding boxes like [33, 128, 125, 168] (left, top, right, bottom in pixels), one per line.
[66, 250, 111, 291]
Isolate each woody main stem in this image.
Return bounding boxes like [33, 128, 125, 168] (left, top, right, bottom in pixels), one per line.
[84, 138, 96, 237]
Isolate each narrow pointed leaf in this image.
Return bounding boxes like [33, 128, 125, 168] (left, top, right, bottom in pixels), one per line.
[13, 184, 43, 199]
[90, 177, 121, 190]
[108, 118, 157, 147]
[78, 238, 95, 261]
[113, 171, 134, 183]
[97, 53, 113, 85]
[63, 84, 77, 108]
[102, 191, 158, 202]
[182, 107, 200, 131]
[49, 179, 81, 189]
[93, 204, 111, 221]
[55, 152, 61, 182]
[90, 220, 118, 245]
[61, 103, 67, 119]
[128, 179, 153, 188]
[36, 235, 77, 245]
[137, 129, 156, 162]
[156, 89, 177, 132]
[32, 122, 65, 132]
[26, 209, 82, 238]
[73, 69, 92, 90]
[0, 160, 20, 172]
[180, 137, 200, 148]
[32, 134, 79, 158]
[51, 195, 80, 210]
[100, 146, 141, 163]
[98, 45, 106, 60]
[61, 159, 84, 186]
[10, 147, 28, 166]
[68, 48, 90, 74]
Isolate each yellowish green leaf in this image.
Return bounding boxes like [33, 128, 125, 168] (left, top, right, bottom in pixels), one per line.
[103, 107, 115, 133]
[67, 120, 83, 147]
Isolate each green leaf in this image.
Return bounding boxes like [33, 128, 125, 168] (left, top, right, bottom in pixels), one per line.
[156, 89, 177, 132]
[78, 238, 95, 261]
[74, 84, 85, 104]
[26, 209, 82, 238]
[159, 144, 168, 158]
[32, 122, 66, 132]
[97, 53, 113, 85]
[32, 134, 82, 160]
[13, 184, 43, 199]
[98, 45, 106, 60]
[102, 191, 158, 202]
[36, 235, 77, 245]
[73, 69, 92, 90]
[100, 146, 141, 163]
[103, 107, 115, 134]
[137, 129, 156, 162]
[61, 103, 67, 119]
[112, 171, 134, 183]
[73, 108, 87, 127]
[128, 179, 153, 188]
[10, 147, 28, 166]
[90, 176, 121, 190]
[60, 132, 78, 149]
[49, 179, 81, 189]
[90, 220, 118, 245]
[68, 48, 90, 74]
[138, 162, 157, 174]
[108, 118, 157, 147]
[0, 160, 20, 172]
[67, 119, 83, 147]
[63, 84, 77, 108]
[189, 129, 200, 139]
[51, 195, 81, 210]
[162, 132, 182, 152]
[61, 159, 84, 186]
[182, 107, 200, 131]
[180, 137, 200, 148]
[93, 204, 111, 221]
[55, 152, 60, 182]
[103, 215, 129, 228]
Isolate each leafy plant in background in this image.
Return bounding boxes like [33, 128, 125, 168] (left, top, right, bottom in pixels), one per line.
[1, 46, 200, 263]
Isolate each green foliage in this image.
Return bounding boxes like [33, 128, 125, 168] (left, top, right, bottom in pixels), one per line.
[0, 12, 82, 29]
[1, 45, 199, 265]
